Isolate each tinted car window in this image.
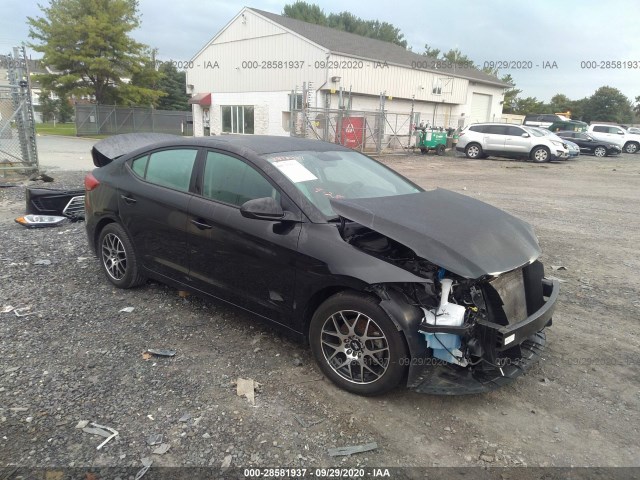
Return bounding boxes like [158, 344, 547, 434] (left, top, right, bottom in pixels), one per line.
[506, 126, 525, 136]
[203, 151, 279, 206]
[143, 149, 198, 192]
[593, 126, 608, 133]
[131, 155, 148, 177]
[485, 125, 508, 135]
[543, 115, 558, 122]
[469, 125, 487, 133]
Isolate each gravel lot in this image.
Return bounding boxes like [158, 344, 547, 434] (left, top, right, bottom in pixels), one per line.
[1, 150, 639, 474]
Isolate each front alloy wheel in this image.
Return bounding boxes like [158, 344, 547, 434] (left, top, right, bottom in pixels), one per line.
[309, 292, 408, 396]
[320, 310, 390, 384]
[531, 146, 550, 163]
[594, 146, 607, 157]
[624, 142, 638, 154]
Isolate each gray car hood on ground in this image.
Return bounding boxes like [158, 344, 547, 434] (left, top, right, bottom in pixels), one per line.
[330, 189, 541, 279]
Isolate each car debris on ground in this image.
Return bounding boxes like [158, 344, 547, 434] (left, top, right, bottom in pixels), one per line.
[236, 378, 258, 405]
[146, 348, 177, 357]
[81, 422, 119, 450]
[327, 442, 379, 457]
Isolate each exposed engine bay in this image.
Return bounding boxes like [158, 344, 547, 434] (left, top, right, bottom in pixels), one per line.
[340, 220, 553, 387]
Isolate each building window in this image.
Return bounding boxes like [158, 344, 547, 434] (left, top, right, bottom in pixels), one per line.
[432, 79, 442, 95]
[221, 105, 254, 134]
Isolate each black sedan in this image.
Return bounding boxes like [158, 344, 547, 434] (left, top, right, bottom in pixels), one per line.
[555, 131, 622, 157]
[85, 134, 558, 396]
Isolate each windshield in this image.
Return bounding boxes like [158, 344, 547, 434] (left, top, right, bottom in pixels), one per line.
[263, 150, 422, 218]
[526, 127, 546, 137]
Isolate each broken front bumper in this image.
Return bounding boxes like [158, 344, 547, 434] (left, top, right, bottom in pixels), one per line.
[408, 277, 559, 395]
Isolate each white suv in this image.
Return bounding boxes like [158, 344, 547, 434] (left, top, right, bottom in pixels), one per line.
[456, 123, 569, 163]
[588, 124, 640, 154]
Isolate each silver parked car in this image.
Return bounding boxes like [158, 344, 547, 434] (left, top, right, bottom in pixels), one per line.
[456, 123, 570, 163]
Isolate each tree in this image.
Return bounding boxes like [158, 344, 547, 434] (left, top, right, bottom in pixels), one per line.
[547, 94, 572, 114]
[422, 44, 441, 59]
[283, 2, 407, 47]
[581, 86, 634, 123]
[501, 74, 521, 114]
[441, 49, 475, 67]
[37, 91, 74, 123]
[38, 94, 58, 123]
[633, 96, 640, 115]
[156, 63, 189, 111]
[57, 95, 74, 122]
[283, 1, 326, 25]
[28, 0, 163, 105]
[511, 96, 545, 115]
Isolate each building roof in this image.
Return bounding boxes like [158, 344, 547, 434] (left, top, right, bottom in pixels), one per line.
[249, 8, 508, 88]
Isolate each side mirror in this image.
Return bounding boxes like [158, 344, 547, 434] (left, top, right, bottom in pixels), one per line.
[240, 197, 284, 221]
[617, 131, 624, 135]
[521, 133, 530, 138]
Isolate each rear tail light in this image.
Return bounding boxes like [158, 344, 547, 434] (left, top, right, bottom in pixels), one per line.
[84, 173, 100, 191]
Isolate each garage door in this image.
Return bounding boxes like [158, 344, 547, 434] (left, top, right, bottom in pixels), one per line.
[470, 93, 491, 124]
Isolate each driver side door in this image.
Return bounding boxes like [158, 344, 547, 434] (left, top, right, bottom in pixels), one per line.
[186, 150, 303, 325]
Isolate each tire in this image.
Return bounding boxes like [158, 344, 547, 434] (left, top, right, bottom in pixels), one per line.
[465, 143, 483, 159]
[420, 147, 427, 155]
[594, 146, 607, 157]
[530, 146, 551, 163]
[436, 144, 446, 156]
[624, 142, 638, 154]
[98, 223, 147, 289]
[309, 292, 409, 396]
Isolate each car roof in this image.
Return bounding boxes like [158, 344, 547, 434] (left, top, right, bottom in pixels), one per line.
[166, 135, 350, 155]
[92, 133, 352, 166]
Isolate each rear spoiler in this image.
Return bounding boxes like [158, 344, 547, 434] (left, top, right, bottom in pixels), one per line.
[91, 133, 180, 167]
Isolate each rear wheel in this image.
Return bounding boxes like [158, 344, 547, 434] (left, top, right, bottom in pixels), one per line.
[465, 143, 483, 159]
[436, 144, 446, 156]
[309, 292, 408, 396]
[624, 142, 638, 154]
[594, 146, 607, 157]
[98, 223, 146, 289]
[420, 147, 427, 154]
[531, 146, 551, 163]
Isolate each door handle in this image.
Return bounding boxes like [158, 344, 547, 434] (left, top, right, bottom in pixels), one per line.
[190, 218, 212, 230]
[120, 194, 137, 204]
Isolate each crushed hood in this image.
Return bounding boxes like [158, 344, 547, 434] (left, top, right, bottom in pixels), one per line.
[330, 189, 541, 279]
[91, 133, 180, 167]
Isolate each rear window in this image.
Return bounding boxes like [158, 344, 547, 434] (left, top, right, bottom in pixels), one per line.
[469, 125, 487, 133]
[139, 149, 198, 192]
[592, 126, 608, 133]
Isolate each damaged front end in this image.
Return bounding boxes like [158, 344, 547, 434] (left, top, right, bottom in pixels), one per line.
[337, 211, 558, 395]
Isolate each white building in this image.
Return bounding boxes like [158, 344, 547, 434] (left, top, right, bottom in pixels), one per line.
[187, 7, 509, 138]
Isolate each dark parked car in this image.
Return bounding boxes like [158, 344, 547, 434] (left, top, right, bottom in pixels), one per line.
[555, 131, 622, 157]
[85, 134, 558, 396]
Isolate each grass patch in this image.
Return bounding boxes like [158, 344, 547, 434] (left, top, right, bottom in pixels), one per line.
[36, 123, 77, 136]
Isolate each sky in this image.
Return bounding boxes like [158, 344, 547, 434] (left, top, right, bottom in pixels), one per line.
[2, 0, 639, 104]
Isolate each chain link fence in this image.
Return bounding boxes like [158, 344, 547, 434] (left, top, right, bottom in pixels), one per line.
[290, 107, 464, 154]
[75, 104, 192, 137]
[0, 48, 39, 175]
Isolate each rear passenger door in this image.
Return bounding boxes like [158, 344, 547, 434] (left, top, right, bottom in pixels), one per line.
[186, 150, 302, 325]
[483, 125, 508, 152]
[119, 148, 200, 280]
